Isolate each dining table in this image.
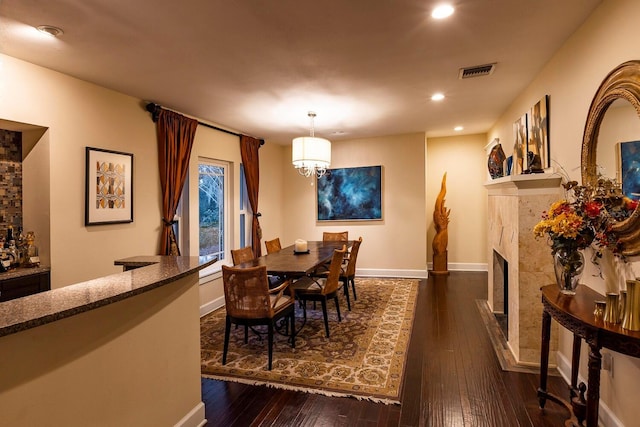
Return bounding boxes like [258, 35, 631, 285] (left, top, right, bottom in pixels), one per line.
[235, 240, 350, 337]
[235, 240, 349, 279]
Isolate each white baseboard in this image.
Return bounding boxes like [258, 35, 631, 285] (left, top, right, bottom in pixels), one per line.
[555, 352, 624, 427]
[174, 402, 206, 427]
[426, 262, 488, 272]
[200, 296, 225, 317]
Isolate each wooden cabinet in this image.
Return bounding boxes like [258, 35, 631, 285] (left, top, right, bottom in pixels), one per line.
[0, 268, 50, 302]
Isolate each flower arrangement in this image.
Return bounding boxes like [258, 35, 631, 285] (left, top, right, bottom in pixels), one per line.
[534, 177, 637, 259]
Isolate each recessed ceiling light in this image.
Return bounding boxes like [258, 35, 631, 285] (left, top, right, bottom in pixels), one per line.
[431, 93, 445, 101]
[454, 126, 463, 131]
[432, 4, 454, 20]
[36, 25, 64, 37]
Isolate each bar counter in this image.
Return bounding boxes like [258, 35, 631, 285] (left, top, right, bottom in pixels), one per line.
[0, 255, 214, 427]
[0, 255, 213, 338]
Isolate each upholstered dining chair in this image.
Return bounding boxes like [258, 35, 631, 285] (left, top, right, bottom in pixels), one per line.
[231, 246, 254, 265]
[322, 231, 349, 242]
[264, 237, 282, 254]
[291, 246, 346, 338]
[221, 265, 295, 370]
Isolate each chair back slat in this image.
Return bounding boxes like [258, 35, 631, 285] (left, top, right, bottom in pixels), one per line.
[321, 246, 346, 295]
[322, 231, 348, 242]
[265, 238, 282, 254]
[345, 237, 362, 276]
[231, 246, 254, 265]
[222, 265, 272, 318]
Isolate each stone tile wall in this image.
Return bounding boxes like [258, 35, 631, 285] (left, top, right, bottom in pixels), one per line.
[0, 129, 22, 239]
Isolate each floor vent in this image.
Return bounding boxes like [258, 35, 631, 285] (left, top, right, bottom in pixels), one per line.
[459, 63, 496, 79]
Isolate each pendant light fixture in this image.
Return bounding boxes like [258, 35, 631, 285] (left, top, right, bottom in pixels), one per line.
[292, 112, 331, 178]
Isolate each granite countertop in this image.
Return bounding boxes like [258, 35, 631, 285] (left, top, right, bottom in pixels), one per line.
[114, 255, 170, 268]
[0, 256, 214, 338]
[0, 266, 50, 280]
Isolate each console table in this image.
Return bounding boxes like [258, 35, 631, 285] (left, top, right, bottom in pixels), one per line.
[538, 284, 640, 427]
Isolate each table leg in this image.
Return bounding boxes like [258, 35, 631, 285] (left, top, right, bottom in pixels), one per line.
[571, 334, 581, 391]
[586, 345, 602, 427]
[538, 309, 552, 408]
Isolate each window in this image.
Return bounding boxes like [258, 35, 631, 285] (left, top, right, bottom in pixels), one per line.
[199, 161, 226, 261]
[177, 156, 247, 279]
[239, 164, 252, 248]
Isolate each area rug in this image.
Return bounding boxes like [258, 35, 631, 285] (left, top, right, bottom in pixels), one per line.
[200, 277, 418, 404]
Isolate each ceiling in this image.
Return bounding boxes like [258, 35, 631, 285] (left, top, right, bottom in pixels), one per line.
[0, 0, 602, 144]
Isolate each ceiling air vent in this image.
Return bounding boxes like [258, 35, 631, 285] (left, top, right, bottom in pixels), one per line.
[459, 63, 496, 79]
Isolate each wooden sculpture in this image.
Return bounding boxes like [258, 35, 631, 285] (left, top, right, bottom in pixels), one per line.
[432, 172, 450, 275]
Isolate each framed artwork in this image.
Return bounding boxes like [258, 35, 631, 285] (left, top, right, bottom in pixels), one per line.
[85, 147, 133, 225]
[527, 95, 550, 169]
[619, 140, 640, 200]
[317, 165, 382, 221]
[512, 113, 528, 175]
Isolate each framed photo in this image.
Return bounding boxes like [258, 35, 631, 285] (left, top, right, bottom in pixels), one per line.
[619, 140, 640, 200]
[527, 95, 550, 169]
[85, 147, 133, 225]
[317, 165, 382, 221]
[512, 113, 527, 175]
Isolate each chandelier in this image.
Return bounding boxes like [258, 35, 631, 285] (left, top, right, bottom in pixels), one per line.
[292, 112, 331, 178]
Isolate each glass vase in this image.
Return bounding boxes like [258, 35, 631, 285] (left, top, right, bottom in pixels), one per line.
[553, 248, 584, 295]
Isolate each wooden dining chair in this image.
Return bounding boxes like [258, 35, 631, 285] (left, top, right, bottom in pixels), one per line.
[322, 231, 349, 242]
[314, 237, 362, 311]
[231, 246, 254, 265]
[291, 246, 346, 338]
[265, 237, 282, 254]
[340, 237, 362, 309]
[222, 265, 295, 370]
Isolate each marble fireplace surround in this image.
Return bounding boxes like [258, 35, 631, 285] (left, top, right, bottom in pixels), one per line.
[485, 173, 562, 366]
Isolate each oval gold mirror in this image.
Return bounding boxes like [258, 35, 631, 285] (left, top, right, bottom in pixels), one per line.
[581, 60, 640, 256]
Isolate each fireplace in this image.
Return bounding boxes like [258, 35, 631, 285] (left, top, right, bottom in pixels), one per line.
[484, 174, 562, 366]
[493, 250, 508, 339]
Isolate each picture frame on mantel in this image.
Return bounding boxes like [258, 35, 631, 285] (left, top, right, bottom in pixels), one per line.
[85, 147, 133, 226]
[512, 113, 528, 175]
[316, 165, 383, 221]
[527, 95, 550, 169]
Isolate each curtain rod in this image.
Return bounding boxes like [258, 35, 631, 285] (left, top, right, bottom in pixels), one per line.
[145, 102, 264, 145]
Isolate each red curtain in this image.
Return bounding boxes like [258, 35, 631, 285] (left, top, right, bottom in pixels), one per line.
[240, 135, 263, 258]
[156, 109, 198, 255]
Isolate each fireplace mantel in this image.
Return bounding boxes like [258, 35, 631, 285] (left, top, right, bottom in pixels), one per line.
[486, 172, 562, 366]
[484, 173, 562, 191]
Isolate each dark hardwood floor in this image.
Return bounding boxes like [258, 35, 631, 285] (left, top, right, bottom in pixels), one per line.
[201, 271, 570, 426]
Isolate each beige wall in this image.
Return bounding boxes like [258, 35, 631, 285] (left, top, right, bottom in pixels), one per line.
[256, 142, 286, 253]
[426, 133, 488, 270]
[0, 54, 161, 288]
[0, 54, 477, 288]
[278, 133, 428, 277]
[489, 1, 640, 425]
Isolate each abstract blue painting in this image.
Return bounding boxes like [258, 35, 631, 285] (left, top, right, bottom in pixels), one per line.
[620, 140, 640, 200]
[317, 166, 382, 221]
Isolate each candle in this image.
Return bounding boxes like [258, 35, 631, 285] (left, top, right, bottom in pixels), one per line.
[295, 239, 308, 252]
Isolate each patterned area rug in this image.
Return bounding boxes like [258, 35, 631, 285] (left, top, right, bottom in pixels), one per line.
[200, 278, 418, 404]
